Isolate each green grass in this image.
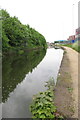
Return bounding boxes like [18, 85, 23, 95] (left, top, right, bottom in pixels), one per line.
[72, 41, 80, 52]
[61, 41, 80, 53]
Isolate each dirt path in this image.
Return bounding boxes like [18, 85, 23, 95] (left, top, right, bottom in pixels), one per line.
[54, 47, 78, 118]
[64, 47, 78, 118]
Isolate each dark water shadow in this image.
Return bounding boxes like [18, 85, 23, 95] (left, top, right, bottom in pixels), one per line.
[2, 49, 46, 103]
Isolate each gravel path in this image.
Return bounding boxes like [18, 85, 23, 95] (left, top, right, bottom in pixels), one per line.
[54, 47, 78, 118]
[64, 47, 78, 118]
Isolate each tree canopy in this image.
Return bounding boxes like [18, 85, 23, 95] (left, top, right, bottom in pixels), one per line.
[0, 9, 47, 53]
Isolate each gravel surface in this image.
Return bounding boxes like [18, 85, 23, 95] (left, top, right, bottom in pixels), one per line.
[54, 47, 78, 119]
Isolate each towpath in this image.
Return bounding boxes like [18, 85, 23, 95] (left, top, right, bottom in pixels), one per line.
[64, 47, 78, 118]
[54, 46, 79, 118]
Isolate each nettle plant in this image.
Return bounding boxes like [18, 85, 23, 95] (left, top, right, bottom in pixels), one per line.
[30, 78, 63, 119]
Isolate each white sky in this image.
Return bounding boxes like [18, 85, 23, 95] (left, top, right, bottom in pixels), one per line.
[0, 0, 79, 42]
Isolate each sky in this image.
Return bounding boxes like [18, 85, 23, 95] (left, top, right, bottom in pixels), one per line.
[0, 0, 79, 42]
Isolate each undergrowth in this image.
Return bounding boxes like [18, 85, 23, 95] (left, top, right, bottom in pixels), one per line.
[30, 78, 64, 119]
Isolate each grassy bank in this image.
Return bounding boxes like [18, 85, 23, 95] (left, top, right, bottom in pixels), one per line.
[61, 41, 80, 52]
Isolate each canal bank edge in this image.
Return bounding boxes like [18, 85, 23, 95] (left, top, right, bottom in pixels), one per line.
[54, 46, 78, 118]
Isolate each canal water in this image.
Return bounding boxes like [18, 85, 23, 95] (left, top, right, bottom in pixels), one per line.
[2, 48, 63, 118]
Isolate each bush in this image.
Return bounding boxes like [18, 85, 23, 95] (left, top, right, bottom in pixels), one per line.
[1, 9, 47, 54]
[72, 41, 80, 52]
[30, 78, 64, 119]
[30, 90, 56, 118]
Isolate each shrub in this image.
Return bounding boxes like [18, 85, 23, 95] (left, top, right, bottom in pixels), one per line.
[30, 90, 56, 118]
[72, 41, 80, 52]
[30, 78, 64, 119]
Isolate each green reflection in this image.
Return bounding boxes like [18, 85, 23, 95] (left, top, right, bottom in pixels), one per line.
[2, 49, 46, 103]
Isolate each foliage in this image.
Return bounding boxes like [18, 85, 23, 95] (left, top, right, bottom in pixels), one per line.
[0, 9, 47, 54]
[62, 41, 80, 52]
[30, 78, 64, 119]
[72, 41, 80, 52]
[67, 87, 73, 93]
[63, 44, 72, 48]
[45, 77, 55, 90]
[30, 90, 56, 118]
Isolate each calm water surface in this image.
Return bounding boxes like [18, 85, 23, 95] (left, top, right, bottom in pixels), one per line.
[2, 48, 63, 118]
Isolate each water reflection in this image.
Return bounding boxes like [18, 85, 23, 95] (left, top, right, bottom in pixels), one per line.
[2, 49, 46, 103]
[2, 48, 63, 118]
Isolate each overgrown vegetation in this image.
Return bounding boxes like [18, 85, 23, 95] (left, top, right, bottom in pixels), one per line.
[61, 41, 80, 52]
[72, 41, 80, 52]
[30, 78, 63, 119]
[0, 9, 47, 54]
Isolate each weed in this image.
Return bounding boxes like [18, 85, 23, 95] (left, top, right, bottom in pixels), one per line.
[67, 87, 73, 93]
[30, 78, 64, 119]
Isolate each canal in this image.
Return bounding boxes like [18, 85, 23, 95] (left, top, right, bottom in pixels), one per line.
[2, 48, 64, 118]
